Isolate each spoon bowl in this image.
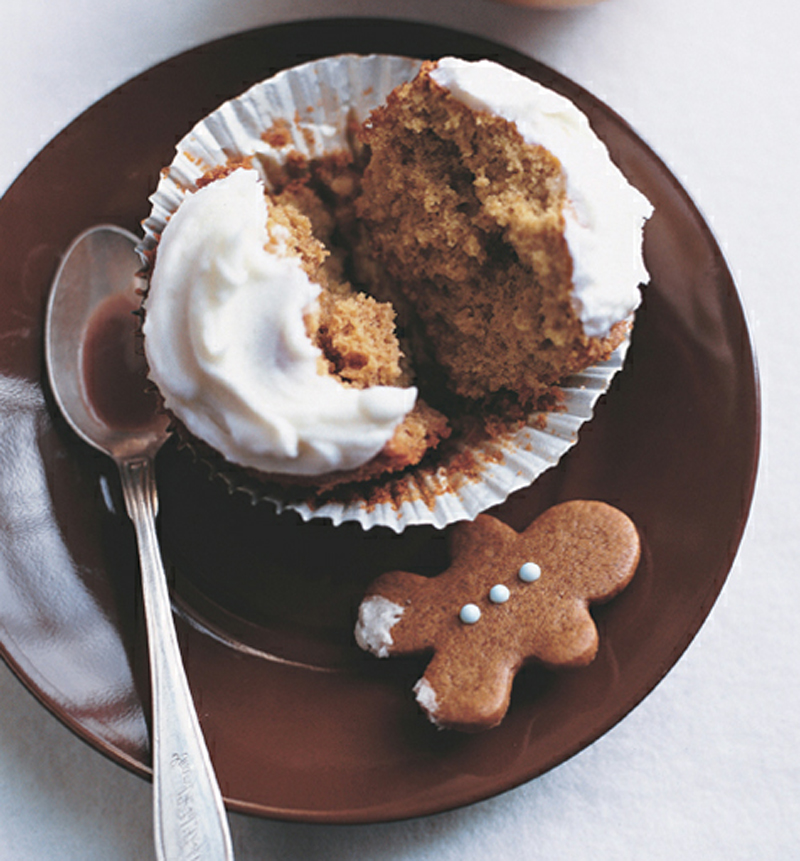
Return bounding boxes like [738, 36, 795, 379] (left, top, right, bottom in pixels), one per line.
[45, 225, 234, 861]
[45, 224, 169, 458]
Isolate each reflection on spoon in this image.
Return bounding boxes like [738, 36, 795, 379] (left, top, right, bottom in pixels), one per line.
[81, 292, 159, 432]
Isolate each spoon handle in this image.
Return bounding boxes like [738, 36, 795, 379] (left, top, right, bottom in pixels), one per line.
[118, 455, 235, 861]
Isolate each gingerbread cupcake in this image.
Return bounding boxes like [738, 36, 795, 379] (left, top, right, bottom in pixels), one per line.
[139, 55, 651, 531]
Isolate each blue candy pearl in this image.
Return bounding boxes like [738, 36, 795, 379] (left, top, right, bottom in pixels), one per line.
[519, 561, 541, 582]
[489, 584, 510, 604]
[459, 603, 481, 624]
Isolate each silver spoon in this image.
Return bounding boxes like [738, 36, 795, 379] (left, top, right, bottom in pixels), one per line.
[45, 224, 235, 861]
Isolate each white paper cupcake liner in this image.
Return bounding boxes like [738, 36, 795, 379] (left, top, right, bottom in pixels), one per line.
[139, 54, 424, 255]
[138, 54, 632, 533]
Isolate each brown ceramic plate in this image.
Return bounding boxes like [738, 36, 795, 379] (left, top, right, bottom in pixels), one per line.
[0, 20, 759, 824]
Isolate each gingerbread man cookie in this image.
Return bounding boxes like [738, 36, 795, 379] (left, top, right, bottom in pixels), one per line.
[354, 500, 640, 732]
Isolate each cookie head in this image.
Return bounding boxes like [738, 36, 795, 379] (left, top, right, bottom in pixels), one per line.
[354, 500, 640, 732]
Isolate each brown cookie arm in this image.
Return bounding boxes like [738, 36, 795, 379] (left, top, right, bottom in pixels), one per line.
[531, 598, 599, 668]
[355, 570, 432, 657]
[413, 650, 517, 732]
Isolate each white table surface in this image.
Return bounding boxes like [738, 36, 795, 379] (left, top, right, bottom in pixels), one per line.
[1, 1, 798, 859]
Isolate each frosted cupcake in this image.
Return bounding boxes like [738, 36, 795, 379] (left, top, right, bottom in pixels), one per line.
[139, 56, 651, 530]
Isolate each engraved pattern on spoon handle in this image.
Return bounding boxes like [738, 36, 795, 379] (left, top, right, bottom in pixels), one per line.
[118, 456, 234, 861]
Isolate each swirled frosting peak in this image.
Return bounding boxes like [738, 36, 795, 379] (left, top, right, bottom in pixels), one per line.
[143, 168, 416, 476]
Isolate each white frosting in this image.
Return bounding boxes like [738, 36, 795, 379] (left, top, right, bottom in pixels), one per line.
[143, 169, 417, 476]
[430, 57, 653, 339]
[413, 677, 442, 727]
[354, 595, 405, 658]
